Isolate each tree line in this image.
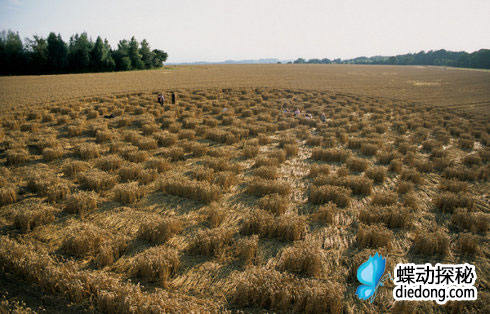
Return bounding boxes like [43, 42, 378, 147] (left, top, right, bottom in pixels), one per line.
[0, 30, 168, 75]
[291, 49, 490, 69]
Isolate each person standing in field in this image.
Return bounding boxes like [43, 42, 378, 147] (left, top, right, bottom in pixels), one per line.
[171, 92, 176, 104]
[157, 93, 165, 105]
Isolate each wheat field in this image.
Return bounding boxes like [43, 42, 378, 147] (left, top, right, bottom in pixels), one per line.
[0, 65, 489, 313]
[1, 64, 490, 116]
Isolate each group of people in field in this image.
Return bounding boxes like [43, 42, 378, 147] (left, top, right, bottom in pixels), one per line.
[281, 104, 327, 122]
[157, 92, 176, 105]
[155, 92, 327, 123]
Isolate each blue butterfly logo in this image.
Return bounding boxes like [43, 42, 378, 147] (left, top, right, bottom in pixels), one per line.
[355, 252, 390, 303]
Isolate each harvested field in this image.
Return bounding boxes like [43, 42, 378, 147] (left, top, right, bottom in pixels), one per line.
[0, 65, 489, 313]
[1, 64, 490, 120]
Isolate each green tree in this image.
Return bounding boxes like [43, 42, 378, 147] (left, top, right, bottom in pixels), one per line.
[128, 36, 144, 69]
[119, 56, 131, 71]
[91, 36, 115, 71]
[307, 58, 321, 64]
[68, 32, 92, 72]
[26, 35, 48, 74]
[152, 49, 167, 67]
[113, 39, 131, 71]
[139, 39, 154, 69]
[103, 39, 115, 71]
[0, 30, 26, 74]
[0, 30, 170, 75]
[470, 49, 490, 69]
[47, 32, 68, 73]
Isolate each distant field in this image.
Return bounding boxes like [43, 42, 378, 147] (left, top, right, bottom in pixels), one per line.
[0, 66, 488, 312]
[1, 64, 489, 118]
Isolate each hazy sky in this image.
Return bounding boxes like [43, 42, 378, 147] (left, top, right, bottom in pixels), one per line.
[1, 0, 489, 63]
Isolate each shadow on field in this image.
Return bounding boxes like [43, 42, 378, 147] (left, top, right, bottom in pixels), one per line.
[0, 271, 94, 313]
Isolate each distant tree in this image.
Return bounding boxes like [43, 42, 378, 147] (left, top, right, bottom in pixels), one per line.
[128, 36, 144, 69]
[415, 51, 429, 65]
[139, 39, 154, 69]
[91, 36, 115, 71]
[388, 56, 397, 65]
[152, 49, 167, 67]
[47, 32, 68, 73]
[113, 39, 131, 71]
[103, 39, 116, 70]
[25, 35, 48, 74]
[68, 33, 92, 72]
[119, 56, 132, 71]
[293, 58, 306, 64]
[0, 30, 168, 75]
[90, 36, 104, 71]
[470, 49, 490, 69]
[456, 53, 470, 68]
[0, 30, 26, 74]
[307, 58, 321, 64]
